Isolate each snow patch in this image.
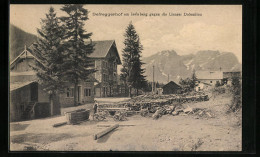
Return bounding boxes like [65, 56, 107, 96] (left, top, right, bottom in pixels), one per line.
[161, 72, 168, 77]
[164, 52, 169, 57]
[191, 64, 195, 70]
[185, 59, 193, 70]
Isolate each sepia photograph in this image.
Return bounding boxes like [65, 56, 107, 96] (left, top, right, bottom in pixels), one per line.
[9, 4, 242, 151]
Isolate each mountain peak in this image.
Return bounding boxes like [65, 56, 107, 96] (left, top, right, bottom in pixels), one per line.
[158, 50, 178, 56]
[196, 50, 220, 56]
[143, 49, 241, 83]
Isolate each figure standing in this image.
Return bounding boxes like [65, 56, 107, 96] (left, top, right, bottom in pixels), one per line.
[93, 100, 98, 120]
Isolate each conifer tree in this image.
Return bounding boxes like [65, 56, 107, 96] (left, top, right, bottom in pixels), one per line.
[32, 7, 65, 115]
[120, 22, 147, 96]
[190, 69, 197, 89]
[60, 4, 95, 106]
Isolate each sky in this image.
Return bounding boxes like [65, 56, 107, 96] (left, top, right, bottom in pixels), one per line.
[10, 5, 242, 63]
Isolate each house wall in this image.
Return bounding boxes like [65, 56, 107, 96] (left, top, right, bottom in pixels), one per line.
[93, 45, 121, 97]
[38, 85, 49, 102]
[94, 87, 101, 97]
[59, 81, 94, 108]
[11, 58, 35, 72]
[95, 59, 102, 82]
[163, 86, 181, 94]
[10, 75, 37, 83]
[10, 82, 58, 122]
[195, 83, 204, 91]
[10, 87, 29, 122]
[198, 79, 221, 85]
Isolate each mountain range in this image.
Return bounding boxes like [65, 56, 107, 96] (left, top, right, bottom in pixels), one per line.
[9, 24, 242, 84]
[142, 50, 242, 83]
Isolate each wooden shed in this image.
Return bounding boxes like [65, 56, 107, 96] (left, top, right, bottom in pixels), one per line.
[162, 81, 182, 94]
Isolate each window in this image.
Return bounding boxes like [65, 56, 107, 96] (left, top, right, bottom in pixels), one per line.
[210, 81, 212, 83]
[84, 88, 91, 97]
[89, 60, 95, 67]
[66, 88, 74, 97]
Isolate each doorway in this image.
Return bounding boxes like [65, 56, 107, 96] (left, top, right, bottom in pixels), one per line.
[30, 82, 38, 102]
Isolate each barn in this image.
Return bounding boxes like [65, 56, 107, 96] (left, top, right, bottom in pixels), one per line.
[162, 81, 182, 94]
[9, 45, 95, 121]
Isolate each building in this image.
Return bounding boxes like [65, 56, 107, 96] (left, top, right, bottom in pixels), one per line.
[10, 45, 95, 121]
[155, 88, 163, 95]
[223, 71, 242, 85]
[162, 81, 182, 94]
[87, 40, 122, 97]
[195, 82, 212, 92]
[196, 71, 223, 85]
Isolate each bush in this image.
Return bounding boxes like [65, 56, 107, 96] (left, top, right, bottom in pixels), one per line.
[228, 77, 242, 112]
[215, 81, 221, 87]
[212, 86, 226, 95]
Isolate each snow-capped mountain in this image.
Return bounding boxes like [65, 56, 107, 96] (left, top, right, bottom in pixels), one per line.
[142, 50, 242, 83]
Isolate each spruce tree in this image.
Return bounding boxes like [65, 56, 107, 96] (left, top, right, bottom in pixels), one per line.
[60, 4, 95, 106]
[120, 22, 147, 97]
[32, 7, 65, 115]
[190, 69, 197, 89]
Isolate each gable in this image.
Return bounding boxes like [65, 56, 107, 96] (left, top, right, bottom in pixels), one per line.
[106, 43, 121, 64]
[87, 40, 114, 58]
[10, 45, 39, 69]
[86, 40, 122, 64]
[163, 81, 181, 89]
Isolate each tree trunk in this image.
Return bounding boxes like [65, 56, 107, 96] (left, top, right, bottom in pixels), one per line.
[129, 87, 132, 98]
[49, 93, 54, 116]
[74, 82, 78, 106]
[124, 81, 127, 97]
[137, 89, 139, 96]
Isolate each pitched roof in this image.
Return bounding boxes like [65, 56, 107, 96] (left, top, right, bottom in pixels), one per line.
[12, 40, 121, 66]
[196, 71, 223, 80]
[163, 81, 181, 89]
[10, 71, 36, 76]
[86, 40, 115, 58]
[10, 44, 40, 68]
[10, 81, 35, 91]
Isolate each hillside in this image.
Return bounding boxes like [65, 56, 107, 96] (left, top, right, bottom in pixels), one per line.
[142, 50, 242, 83]
[9, 24, 37, 62]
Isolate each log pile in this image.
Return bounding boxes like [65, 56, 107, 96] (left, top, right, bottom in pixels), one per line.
[96, 93, 210, 120]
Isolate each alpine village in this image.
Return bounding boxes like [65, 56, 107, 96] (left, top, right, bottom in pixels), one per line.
[10, 5, 242, 151]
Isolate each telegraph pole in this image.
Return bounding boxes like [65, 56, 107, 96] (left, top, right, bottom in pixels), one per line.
[152, 65, 154, 94]
[168, 74, 169, 83]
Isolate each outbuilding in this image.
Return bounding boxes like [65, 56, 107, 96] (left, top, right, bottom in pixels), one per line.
[162, 81, 182, 94]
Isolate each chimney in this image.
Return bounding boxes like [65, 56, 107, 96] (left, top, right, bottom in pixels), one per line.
[90, 39, 92, 44]
[24, 45, 27, 50]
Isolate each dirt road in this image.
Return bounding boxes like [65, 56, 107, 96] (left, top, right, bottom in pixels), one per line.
[10, 94, 241, 151]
